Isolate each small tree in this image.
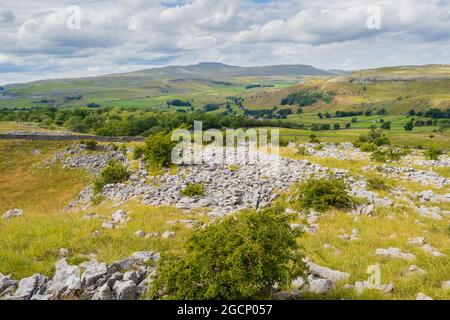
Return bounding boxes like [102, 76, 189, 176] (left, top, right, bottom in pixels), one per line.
[133, 146, 145, 160]
[82, 140, 98, 151]
[180, 183, 205, 197]
[94, 161, 130, 194]
[309, 134, 319, 144]
[333, 123, 340, 130]
[294, 175, 353, 212]
[144, 132, 177, 168]
[370, 146, 408, 163]
[425, 147, 443, 160]
[381, 121, 391, 130]
[367, 176, 390, 191]
[150, 206, 304, 300]
[404, 121, 414, 131]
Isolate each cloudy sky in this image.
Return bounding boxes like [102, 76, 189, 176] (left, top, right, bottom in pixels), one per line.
[0, 0, 449, 85]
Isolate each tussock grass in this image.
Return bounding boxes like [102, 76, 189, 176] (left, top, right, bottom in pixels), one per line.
[0, 201, 206, 278]
[0, 140, 89, 215]
[293, 207, 450, 300]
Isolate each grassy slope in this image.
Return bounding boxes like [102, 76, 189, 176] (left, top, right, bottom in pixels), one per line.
[0, 140, 449, 300]
[3, 65, 448, 113]
[281, 147, 450, 300]
[0, 140, 207, 278]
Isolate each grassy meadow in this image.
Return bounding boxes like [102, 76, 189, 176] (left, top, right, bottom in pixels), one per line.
[0, 139, 449, 300]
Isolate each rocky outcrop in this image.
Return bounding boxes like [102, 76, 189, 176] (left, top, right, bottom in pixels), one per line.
[296, 142, 367, 161]
[94, 147, 392, 217]
[0, 251, 159, 300]
[46, 144, 127, 175]
[364, 164, 449, 187]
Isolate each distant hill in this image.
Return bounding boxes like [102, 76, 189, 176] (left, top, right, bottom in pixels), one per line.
[112, 62, 338, 79]
[245, 65, 450, 113]
[1, 63, 449, 113]
[334, 64, 450, 82]
[0, 63, 339, 109]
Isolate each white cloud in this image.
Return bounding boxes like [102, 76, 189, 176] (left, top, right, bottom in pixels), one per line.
[0, 0, 449, 84]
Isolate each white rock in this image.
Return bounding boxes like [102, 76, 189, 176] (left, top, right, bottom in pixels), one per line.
[101, 221, 114, 229]
[113, 280, 137, 300]
[416, 293, 433, 300]
[112, 209, 128, 224]
[408, 237, 427, 246]
[291, 277, 305, 288]
[46, 259, 81, 296]
[406, 265, 427, 276]
[130, 251, 160, 264]
[6, 274, 47, 300]
[307, 261, 350, 282]
[3, 209, 24, 220]
[134, 230, 146, 238]
[375, 247, 415, 261]
[308, 279, 334, 294]
[81, 262, 107, 287]
[161, 231, 176, 239]
[442, 281, 450, 291]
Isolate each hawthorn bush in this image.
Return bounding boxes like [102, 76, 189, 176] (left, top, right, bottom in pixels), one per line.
[150, 206, 304, 300]
[180, 183, 205, 197]
[144, 132, 177, 168]
[93, 161, 130, 194]
[294, 175, 353, 212]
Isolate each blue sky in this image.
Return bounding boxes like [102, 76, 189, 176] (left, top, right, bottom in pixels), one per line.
[0, 0, 449, 84]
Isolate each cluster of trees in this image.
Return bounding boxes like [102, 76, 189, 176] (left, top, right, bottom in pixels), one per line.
[423, 108, 450, 119]
[281, 89, 335, 107]
[244, 107, 293, 119]
[167, 99, 192, 107]
[202, 103, 222, 112]
[0, 106, 304, 136]
[245, 84, 274, 89]
[311, 123, 350, 131]
[334, 111, 364, 118]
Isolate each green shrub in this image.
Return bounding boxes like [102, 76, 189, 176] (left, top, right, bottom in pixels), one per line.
[93, 161, 130, 194]
[278, 137, 290, 147]
[91, 194, 105, 205]
[82, 140, 98, 151]
[294, 175, 353, 212]
[314, 144, 324, 151]
[358, 142, 376, 152]
[297, 146, 308, 156]
[149, 206, 304, 300]
[366, 176, 390, 191]
[309, 134, 319, 144]
[180, 183, 205, 197]
[144, 132, 177, 168]
[119, 144, 127, 155]
[424, 147, 443, 160]
[370, 146, 408, 163]
[109, 143, 119, 151]
[133, 146, 145, 160]
[359, 128, 390, 146]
